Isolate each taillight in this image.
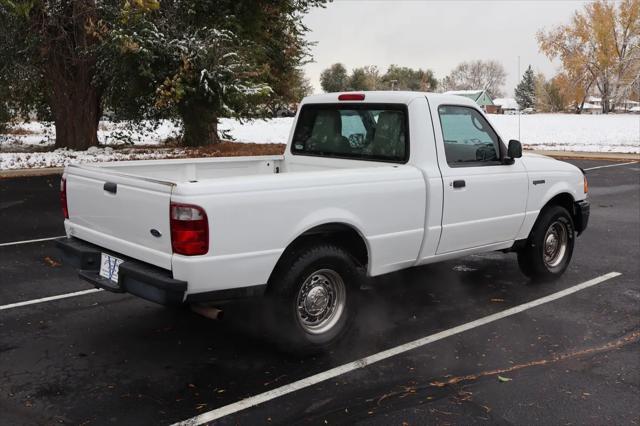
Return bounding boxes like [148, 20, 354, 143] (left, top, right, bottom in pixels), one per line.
[170, 203, 209, 256]
[60, 177, 68, 219]
[338, 93, 365, 101]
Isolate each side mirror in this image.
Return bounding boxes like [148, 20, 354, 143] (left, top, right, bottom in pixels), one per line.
[508, 139, 522, 159]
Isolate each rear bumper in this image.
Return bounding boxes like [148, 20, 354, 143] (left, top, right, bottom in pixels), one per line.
[56, 237, 267, 306]
[56, 237, 187, 306]
[574, 200, 590, 235]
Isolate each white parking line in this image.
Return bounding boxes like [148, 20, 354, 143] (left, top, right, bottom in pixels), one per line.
[0, 235, 65, 248]
[584, 161, 638, 171]
[0, 288, 103, 311]
[172, 271, 622, 426]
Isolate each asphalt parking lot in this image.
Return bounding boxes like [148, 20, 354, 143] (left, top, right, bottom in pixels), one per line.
[1, 159, 639, 425]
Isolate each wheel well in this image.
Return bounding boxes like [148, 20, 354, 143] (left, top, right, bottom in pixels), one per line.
[544, 193, 575, 218]
[512, 193, 578, 250]
[277, 223, 369, 269]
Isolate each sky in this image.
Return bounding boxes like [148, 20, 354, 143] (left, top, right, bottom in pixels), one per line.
[302, 0, 593, 97]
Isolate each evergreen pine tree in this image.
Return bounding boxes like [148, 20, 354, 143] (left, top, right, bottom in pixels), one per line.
[515, 65, 536, 109]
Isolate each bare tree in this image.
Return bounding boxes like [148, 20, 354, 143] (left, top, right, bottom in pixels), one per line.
[362, 65, 382, 90]
[442, 60, 507, 98]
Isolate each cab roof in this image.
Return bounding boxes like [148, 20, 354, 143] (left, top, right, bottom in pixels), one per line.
[301, 91, 478, 107]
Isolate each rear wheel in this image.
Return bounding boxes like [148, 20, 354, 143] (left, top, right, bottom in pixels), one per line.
[518, 205, 575, 281]
[267, 243, 362, 353]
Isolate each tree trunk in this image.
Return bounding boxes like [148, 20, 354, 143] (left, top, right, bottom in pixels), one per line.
[39, 0, 101, 151]
[577, 95, 587, 114]
[180, 101, 219, 146]
[51, 77, 100, 150]
[601, 79, 611, 114]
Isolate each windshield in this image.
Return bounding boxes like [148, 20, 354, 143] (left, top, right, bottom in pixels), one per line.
[291, 104, 408, 163]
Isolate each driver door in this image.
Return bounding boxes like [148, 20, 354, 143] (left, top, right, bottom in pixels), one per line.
[434, 105, 528, 254]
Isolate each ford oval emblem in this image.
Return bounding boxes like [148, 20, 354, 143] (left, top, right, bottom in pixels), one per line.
[150, 229, 162, 238]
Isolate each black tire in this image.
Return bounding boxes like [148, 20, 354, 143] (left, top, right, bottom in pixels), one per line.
[267, 243, 363, 354]
[517, 205, 575, 281]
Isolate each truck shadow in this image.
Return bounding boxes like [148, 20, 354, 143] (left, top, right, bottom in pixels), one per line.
[207, 251, 549, 359]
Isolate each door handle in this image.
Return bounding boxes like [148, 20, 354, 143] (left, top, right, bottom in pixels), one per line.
[103, 182, 117, 194]
[452, 180, 466, 189]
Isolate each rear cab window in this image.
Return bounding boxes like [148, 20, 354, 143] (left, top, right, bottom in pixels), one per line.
[291, 104, 409, 163]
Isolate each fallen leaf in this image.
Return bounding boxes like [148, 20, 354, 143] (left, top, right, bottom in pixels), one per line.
[44, 256, 61, 267]
[498, 375, 512, 382]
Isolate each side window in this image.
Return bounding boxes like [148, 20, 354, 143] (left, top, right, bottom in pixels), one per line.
[438, 106, 501, 166]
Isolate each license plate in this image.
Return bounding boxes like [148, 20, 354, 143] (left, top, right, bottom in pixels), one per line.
[99, 253, 124, 283]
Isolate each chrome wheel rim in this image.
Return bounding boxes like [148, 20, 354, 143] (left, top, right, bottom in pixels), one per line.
[543, 220, 568, 268]
[296, 269, 346, 335]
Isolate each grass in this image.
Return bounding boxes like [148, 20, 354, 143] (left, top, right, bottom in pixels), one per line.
[186, 141, 285, 157]
[3, 126, 37, 136]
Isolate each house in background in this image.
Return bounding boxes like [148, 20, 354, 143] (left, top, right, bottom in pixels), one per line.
[581, 102, 602, 114]
[444, 89, 497, 112]
[493, 98, 519, 114]
[617, 99, 640, 112]
[585, 96, 602, 108]
[584, 96, 639, 113]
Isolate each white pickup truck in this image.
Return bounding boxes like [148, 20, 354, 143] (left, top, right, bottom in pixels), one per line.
[57, 91, 589, 350]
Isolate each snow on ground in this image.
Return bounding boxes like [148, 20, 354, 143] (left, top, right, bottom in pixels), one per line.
[489, 114, 639, 153]
[0, 118, 291, 147]
[99, 120, 181, 145]
[1, 120, 182, 147]
[220, 114, 639, 153]
[1, 114, 638, 170]
[0, 147, 188, 170]
[218, 118, 294, 144]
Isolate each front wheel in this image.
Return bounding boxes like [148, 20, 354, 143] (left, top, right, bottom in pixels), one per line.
[267, 243, 362, 353]
[518, 205, 575, 281]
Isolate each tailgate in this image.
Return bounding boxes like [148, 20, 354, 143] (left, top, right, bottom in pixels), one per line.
[64, 166, 174, 270]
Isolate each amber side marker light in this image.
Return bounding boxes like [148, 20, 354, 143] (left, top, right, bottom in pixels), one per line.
[584, 175, 589, 194]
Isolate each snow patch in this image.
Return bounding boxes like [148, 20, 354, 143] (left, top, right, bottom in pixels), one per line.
[488, 114, 639, 153]
[0, 147, 187, 170]
[453, 265, 477, 272]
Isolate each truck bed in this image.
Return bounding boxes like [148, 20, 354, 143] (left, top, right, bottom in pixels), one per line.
[74, 154, 387, 184]
[76, 155, 285, 184]
[63, 154, 419, 277]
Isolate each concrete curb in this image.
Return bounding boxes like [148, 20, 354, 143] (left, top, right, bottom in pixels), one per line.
[0, 151, 637, 178]
[529, 150, 640, 161]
